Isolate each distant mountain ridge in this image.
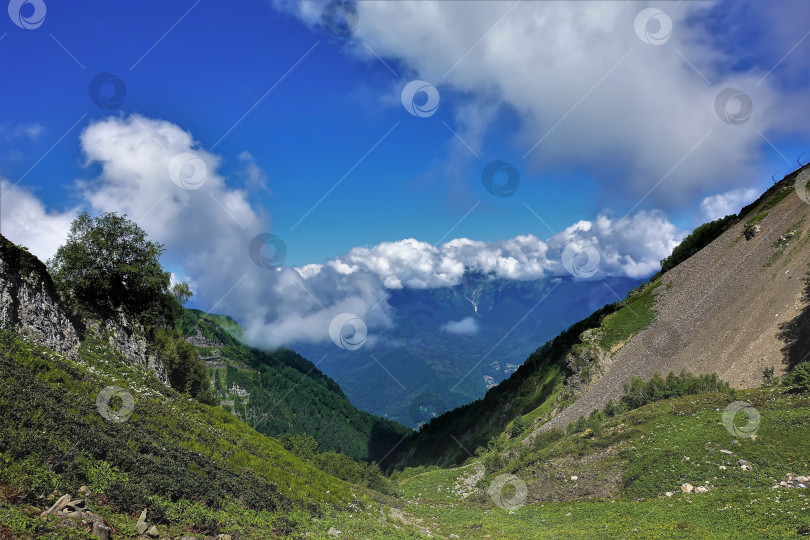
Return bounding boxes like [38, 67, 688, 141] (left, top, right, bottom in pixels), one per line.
[293, 270, 644, 427]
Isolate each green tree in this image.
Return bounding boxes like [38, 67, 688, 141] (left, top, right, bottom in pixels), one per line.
[278, 433, 319, 460]
[509, 415, 526, 438]
[786, 363, 810, 393]
[762, 366, 778, 387]
[49, 212, 176, 327]
[154, 328, 216, 404]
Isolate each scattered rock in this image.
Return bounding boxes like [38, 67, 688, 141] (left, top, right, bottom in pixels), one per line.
[92, 520, 110, 540]
[665, 492, 674, 497]
[695, 486, 709, 493]
[78, 486, 90, 495]
[327, 527, 341, 537]
[146, 524, 159, 537]
[570, 475, 578, 481]
[720, 449, 734, 455]
[450, 535, 460, 539]
[66, 499, 86, 511]
[681, 483, 694, 494]
[719, 466, 727, 470]
[42, 494, 71, 516]
[215, 535, 232, 540]
[798, 476, 809, 483]
[136, 508, 148, 534]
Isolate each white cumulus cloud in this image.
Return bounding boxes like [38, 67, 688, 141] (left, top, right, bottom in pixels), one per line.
[275, 0, 809, 209]
[699, 187, 759, 222]
[0, 181, 77, 262]
[441, 316, 481, 335]
[4, 115, 687, 349]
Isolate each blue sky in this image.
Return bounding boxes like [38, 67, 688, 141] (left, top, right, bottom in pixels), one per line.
[2, 0, 807, 268]
[1, 1, 809, 345]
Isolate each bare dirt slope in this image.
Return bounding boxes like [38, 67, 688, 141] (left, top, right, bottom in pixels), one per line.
[543, 172, 810, 430]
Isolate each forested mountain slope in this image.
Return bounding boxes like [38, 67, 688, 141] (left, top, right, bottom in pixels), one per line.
[179, 309, 411, 463]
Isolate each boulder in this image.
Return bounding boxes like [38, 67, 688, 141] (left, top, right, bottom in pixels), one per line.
[92, 521, 110, 540]
[66, 499, 86, 511]
[681, 483, 694, 493]
[146, 524, 159, 537]
[42, 494, 71, 516]
[137, 508, 148, 534]
[327, 527, 341, 537]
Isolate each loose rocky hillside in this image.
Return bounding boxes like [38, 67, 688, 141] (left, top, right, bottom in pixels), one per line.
[541, 165, 810, 431]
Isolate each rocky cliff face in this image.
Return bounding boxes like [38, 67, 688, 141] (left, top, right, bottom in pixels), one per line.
[559, 328, 612, 400]
[85, 310, 168, 383]
[0, 236, 81, 357]
[0, 234, 167, 384]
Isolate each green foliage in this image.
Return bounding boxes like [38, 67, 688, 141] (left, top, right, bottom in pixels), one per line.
[531, 427, 565, 452]
[171, 281, 193, 306]
[567, 416, 587, 435]
[660, 214, 738, 273]
[153, 327, 216, 404]
[278, 433, 319, 460]
[508, 415, 525, 438]
[620, 370, 729, 410]
[762, 366, 778, 387]
[0, 330, 355, 538]
[786, 362, 810, 393]
[597, 279, 661, 351]
[48, 212, 177, 327]
[312, 452, 395, 496]
[180, 309, 411, 463]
